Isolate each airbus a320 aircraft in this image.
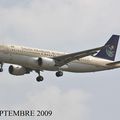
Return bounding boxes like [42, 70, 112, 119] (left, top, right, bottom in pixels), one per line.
[0, 35, 119, 82]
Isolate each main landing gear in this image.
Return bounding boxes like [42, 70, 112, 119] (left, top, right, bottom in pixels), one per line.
[36, 71, 44, 82]
[56, 71, 63, 77]
[0, 63, 3, 72]
[36, 71, 63, 82]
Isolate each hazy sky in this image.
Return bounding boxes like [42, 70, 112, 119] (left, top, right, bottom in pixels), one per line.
[0, 0, 120, 120]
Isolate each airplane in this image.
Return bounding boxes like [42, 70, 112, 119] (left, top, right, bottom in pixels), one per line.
[0, 35, 120, 82]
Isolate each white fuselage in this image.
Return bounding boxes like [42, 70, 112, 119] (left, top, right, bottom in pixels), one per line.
[0, 44, 119, 73]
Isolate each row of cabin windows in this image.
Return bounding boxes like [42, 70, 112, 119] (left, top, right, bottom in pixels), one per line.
[79, 58, 91, 63]
[9, 48, 59, 57]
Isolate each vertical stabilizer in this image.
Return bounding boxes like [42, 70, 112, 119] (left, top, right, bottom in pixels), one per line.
[96, 35, 119, 61]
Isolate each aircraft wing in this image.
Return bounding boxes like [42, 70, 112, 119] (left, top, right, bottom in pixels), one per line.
[53, 46, 103, 67]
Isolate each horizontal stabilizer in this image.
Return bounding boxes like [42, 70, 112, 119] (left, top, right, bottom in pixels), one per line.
[107, 61, 120, 66]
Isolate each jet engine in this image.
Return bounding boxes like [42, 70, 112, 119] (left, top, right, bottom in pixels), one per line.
[9, 65, 29, 76]
[38, 57, 56, 69]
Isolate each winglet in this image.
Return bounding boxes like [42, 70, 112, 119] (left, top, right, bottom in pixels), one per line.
[96, 35, 119, 61]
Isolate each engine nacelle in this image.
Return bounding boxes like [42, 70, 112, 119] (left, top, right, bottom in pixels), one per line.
[9, 65, 28, 76]
[38, 57, 56, 69]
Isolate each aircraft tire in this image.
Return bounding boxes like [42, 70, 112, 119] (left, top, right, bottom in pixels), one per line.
[0, 68, 3, 72]
[56, 71, 63, 77]
[36, 76, 44, 82]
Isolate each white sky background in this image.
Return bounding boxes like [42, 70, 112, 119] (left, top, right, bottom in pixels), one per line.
[0, 0, 120, 120]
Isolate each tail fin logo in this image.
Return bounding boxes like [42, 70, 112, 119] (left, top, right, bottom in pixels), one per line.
[96, 35, 119, 61]
[106, 45, 115, 58]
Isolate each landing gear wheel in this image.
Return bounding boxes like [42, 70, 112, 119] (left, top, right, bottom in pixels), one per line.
[56, 71, 63, 77]
[36, 76, 44, 82]
[0, 68, 3, 72]
[36, 71, 44, 82]
[0, 63, 3, 72]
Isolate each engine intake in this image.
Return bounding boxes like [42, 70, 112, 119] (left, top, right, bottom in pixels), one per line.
[9, 65, 29, 76]
[38, 57, 56, 69]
